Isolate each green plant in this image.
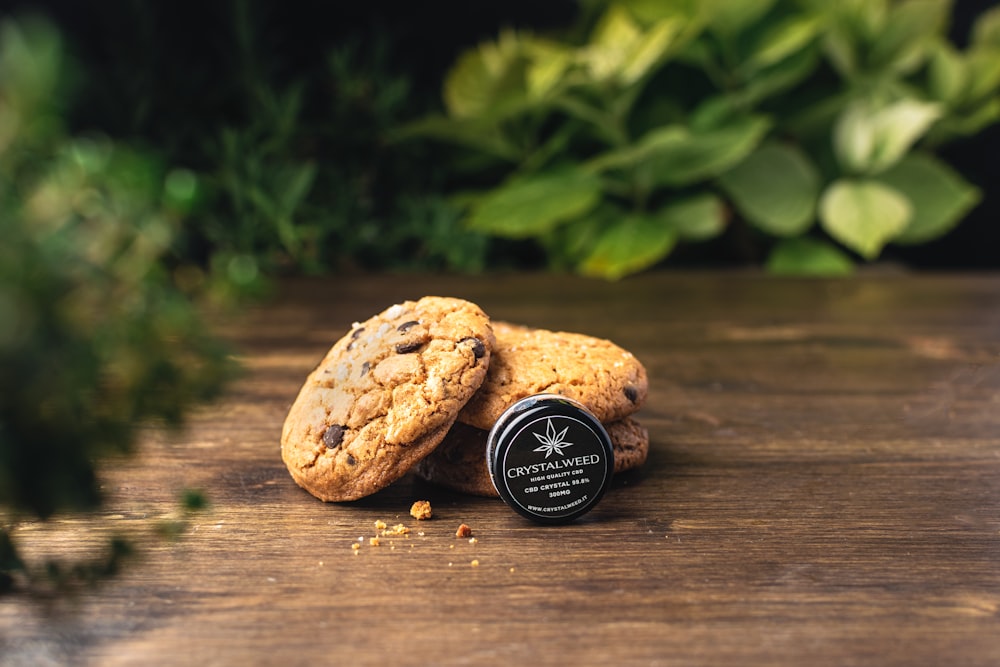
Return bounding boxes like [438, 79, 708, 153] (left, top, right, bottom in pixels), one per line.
[0, 18, 231, 592]
[402, 0, 1000, 277]
[35, 0, 500, 280]
[186, 13, 498, 277]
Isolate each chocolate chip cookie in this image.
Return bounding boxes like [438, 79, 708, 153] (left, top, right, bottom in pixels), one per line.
[457, 321, 647, 430]
[281, 297, 495, 501]
[415, 417, 649, 497]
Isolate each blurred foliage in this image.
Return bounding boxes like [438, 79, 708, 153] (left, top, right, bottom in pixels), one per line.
[0, 18, 228, 592]
[401, 0, 1000, 277]
[197, 25, 494, 277]
[57, 0, 501, 278]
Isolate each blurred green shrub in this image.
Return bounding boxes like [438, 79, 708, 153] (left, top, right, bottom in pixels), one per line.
[401, 0, 1000, 277]
[197, 42, 494, 276]
[0, 18, 231, 591]
[73, 2, 496, 277]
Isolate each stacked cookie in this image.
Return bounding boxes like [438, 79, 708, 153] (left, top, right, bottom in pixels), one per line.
[281, 298, 648, 502]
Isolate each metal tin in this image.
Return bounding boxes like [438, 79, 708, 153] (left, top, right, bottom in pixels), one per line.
[487, 394, 614, 524]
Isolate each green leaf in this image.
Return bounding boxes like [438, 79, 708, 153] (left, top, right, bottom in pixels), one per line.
[466, 167, 602, 238]
[933, 97, 1000, 139]
[582, 5, 681, 85]
[269, 163, 316, 257]
[869, 100, 942, 171]
[928, 42, 968, 104]
[543, 206, 610, 268]
[706, 0, 776, 38]
[391, 114, 519, 161]
[584, 5, 642, 82]
[277, 163, 316, 215]
[767, 238, 854, 276]
[972, 5, 1000, 48]
[717, 142, 819, 236]
[833, 99, 941, 174]
[740, 35, 821, 104]
[578, 213, 678, 280]
[654, 193, 726, 240]
[524, 38, 573, 99]
[621, 17, 683, 84]
[741, 15, 823, 75]
[589, 115, 770, 187]
[833, 103, 877, 171]
[617, 0, 699, 23]
[876, 153, 981, 244]
[819, 179, 912, 259]
[832, 0, 889, 37]
[823, 22, 858, 78]
[820, 0, 890, 78]
[869, 0, 948, 73]
[689, 95, 738, 130]
[964, 49, 1000, 104]
[443, 31, 528, 120]
[592, 4, 641, 47]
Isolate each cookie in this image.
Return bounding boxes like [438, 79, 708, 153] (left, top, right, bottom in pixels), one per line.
[416, 417, 649, 497]
[457, 321, 647, 430]
[281, 297, 495, 502]
[414, 423, 494, 497]
[606, 416, 649, 473]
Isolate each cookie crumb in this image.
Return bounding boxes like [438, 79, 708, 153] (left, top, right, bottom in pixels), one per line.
[509, 567, 515, 573]
[369, 536, 380, 547]
[351, 543, 360, 551]
[468, 537, 478, 545]
[456, 523, 473, 538]
[471, 559, 479, 567]
[383, 523, 410, 536]
[374, 520, 387, 531]
[410, 500, 433, 520]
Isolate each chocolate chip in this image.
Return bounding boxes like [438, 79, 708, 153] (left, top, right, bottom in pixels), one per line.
[396, 320, 419, 332]
[322, 424, 345, 449]
[395, 340, 423, 354]
[462, 337, 486, 359]
[347, 327, 365, 350]
[346, 454, 357, 466]
[360, 361, 370, 377]
[624, 386, 639, 404]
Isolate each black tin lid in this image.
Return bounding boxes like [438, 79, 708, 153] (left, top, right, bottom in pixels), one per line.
[487, 394, 614, 524]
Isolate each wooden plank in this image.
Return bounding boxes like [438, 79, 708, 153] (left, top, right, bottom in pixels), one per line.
[3, 272, 1000, 666]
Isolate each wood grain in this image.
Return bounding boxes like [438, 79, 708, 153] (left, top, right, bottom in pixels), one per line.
[3, 272, 999, 666]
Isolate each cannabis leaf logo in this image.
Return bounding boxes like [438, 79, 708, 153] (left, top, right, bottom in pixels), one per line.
[532, 418, 573, 458]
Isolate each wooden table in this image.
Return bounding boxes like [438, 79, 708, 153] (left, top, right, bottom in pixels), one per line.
[3, 272, 1000, 666]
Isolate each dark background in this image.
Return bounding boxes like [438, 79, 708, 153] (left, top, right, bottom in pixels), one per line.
[5, 0, 997, 270]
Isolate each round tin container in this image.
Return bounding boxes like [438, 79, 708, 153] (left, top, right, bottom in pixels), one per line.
[487, 394, 614, 524]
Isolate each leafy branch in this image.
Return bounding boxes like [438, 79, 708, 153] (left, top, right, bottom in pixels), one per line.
[0, 18, 229, 593]
[401, 0, 1000, 277]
